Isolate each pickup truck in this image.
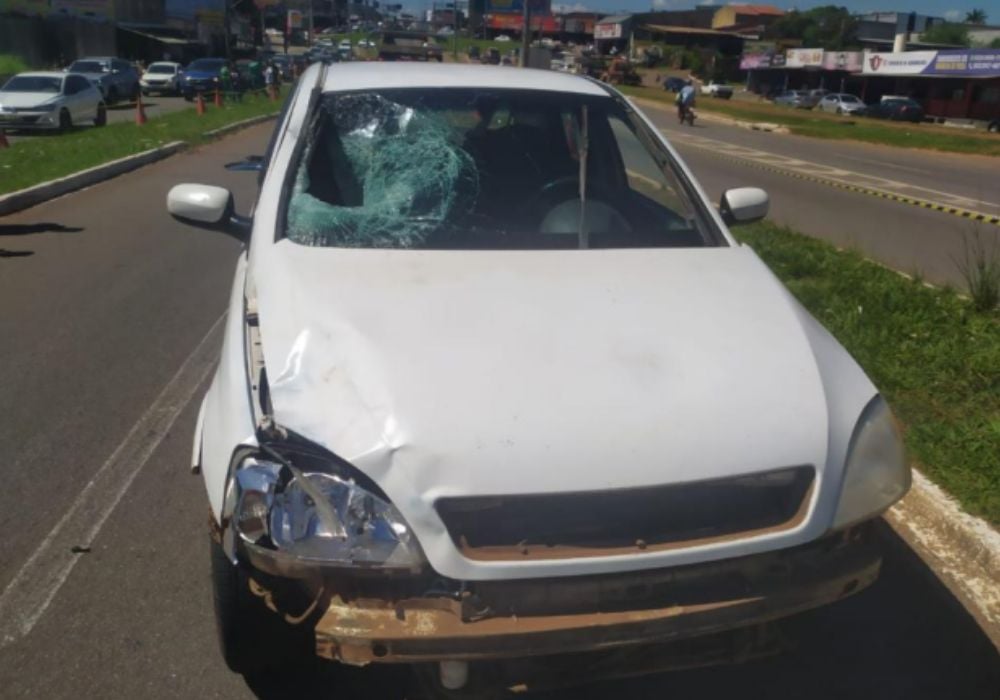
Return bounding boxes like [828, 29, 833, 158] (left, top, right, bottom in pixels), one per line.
[701, 81, 734, 99]
[377, 31, 444, 62]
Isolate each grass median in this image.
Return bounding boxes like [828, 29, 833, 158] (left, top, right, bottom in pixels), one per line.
[622, 85, 1000, 157]
[0, 89, 286, 196]
[735, 221, 999, 524]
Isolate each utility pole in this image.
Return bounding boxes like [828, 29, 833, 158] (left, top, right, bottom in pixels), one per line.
[520, 0, 529, 67]
[308, 0, 315, 45]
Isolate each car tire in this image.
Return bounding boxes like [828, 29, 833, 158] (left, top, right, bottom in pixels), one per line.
[94, 103, 106, 127]
[209, 535, 314, 677]
[988, 122, 999, 134]
[141, 89, 150, 97]
[58, 108, 72, 132]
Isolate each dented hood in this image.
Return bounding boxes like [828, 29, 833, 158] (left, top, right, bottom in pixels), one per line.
[253, 242, 830, 503]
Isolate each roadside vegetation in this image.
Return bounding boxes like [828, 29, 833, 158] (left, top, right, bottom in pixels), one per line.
[0, 54, 30, 76]
[735, 221, 1000, 524]
[0, 89, 286, 195]
[622, 85, 1000, 157]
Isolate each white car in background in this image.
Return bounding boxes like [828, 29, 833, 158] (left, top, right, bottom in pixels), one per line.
[818, 93, 867, 115]
[167, 63, 910, 691]
[0, 72, 106, 131]
[140, 61, 183, 96]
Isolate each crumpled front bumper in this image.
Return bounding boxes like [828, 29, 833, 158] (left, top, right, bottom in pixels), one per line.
[242, 524, 879, 666]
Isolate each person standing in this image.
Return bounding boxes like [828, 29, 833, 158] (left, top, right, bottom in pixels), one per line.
[264, 62, 275, 99]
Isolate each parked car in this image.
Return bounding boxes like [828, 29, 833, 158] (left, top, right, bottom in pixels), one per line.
[0, 71, 106, 131]
[773, 90, 819, 109]
[817, 93, 866, 115]
[663, 76, 686, 93]
[495, 34, 512, 41]
[700, 81, 733, 99]
[167, 63, 910, 690]
[179, 58, 241, 101]
[140, 61, 183, 96]
[65, 56, 140, 105]
[866, 97, 925, 122]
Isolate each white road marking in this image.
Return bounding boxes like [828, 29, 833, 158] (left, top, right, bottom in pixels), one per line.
[666, 130, 1000, 213]
[0, 313, 225, 648]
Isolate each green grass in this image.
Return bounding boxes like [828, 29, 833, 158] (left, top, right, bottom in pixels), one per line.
[735, 221, 1000, 524]
[0, 54, 30, 76]
[622, 85, 1000, 157]
[0, 89, 286, 195]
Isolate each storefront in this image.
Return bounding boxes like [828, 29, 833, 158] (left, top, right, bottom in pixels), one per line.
[861, 48, 1000, 122]
[741, 48, 864, 97]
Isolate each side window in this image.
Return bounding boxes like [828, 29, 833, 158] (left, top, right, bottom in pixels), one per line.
[63, 78, 76, 95]
[606, 114, 694, 221]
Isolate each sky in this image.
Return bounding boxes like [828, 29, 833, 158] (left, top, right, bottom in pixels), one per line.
[545, 0, 1000, 22]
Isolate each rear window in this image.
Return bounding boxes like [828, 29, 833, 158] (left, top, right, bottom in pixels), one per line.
[188, 59, 224, 71]
[282, 88, 720, 250]
[68, 60, 109, 73]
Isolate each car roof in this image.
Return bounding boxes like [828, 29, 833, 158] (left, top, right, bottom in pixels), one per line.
[321, 63, 609, 97]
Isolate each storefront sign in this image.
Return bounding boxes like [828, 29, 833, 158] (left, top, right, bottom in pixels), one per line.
[594, 22, 622, 40]
[864, 51, 941, 75]
[740, 52, 772, 69]
[931, 50, 1000, 76]
[786, 48, 824, 68]
[822, 51, 862, 72]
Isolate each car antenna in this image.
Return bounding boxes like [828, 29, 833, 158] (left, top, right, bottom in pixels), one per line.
[577, 104, 589, 250]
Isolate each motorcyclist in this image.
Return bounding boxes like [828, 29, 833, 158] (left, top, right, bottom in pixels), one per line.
[677, 79, 696, 124]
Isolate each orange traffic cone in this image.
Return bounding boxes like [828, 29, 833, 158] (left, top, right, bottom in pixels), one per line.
[0, 129, 8, 149]
[214, 88, 223, 108]
[196, 92, 206, 115]
[135, 92, 147, 125]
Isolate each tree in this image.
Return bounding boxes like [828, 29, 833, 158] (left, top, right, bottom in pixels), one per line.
[921, 22, 972, 47]
[965, 9, 987, 24]
[767, 6, 859, 50]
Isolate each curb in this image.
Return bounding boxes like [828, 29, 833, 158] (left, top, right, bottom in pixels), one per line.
[0, 112, 280, 219]
[203, 113, 279, 139]
[0, 141, 187, 217]
[886, 470, 1000, 651]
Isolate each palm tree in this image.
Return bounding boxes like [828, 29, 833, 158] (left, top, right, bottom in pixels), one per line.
[965, 9, 987, 24]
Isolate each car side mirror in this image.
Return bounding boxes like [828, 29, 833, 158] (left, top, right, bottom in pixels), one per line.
[719, 187, 769, 225]
[167, 184, 250, 241]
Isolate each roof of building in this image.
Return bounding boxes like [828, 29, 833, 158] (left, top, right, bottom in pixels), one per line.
[724, 5, 784, 17]
[320, 63, 609, 97]
[595, 14, 633, 25]
[643, 24, 747, 38]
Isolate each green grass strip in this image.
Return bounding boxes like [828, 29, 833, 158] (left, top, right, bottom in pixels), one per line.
[0, 89, 285, 195]
[736, 221, 999, 524]
[622, 85, 1000, 157]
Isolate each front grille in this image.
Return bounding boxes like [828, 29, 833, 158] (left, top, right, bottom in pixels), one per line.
[436, 466, 814, 561]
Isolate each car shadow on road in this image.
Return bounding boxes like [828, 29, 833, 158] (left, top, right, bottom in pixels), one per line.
[0, 223, 83, 236]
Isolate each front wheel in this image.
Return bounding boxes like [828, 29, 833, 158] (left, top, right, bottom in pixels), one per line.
[94, 103, 106, 127]
[209, 536, 314, 676]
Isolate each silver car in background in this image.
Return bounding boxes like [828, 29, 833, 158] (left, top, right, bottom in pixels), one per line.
[0, 72, 106, 131]
[818, 93, 867, 115]
[773, 90, 819, 109]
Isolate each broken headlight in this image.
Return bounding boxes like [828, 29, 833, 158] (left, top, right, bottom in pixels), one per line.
[832, 396, 911, 529]
[233, 456, 424, 570]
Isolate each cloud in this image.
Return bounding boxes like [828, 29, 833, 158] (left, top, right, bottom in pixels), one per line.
[943, 9, 963, 21]
[552, 2, 590, 11]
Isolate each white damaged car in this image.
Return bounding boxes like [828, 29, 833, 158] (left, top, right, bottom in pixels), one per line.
[168, 63, 910, 691]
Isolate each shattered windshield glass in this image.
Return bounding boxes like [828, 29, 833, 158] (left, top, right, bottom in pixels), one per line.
[283, 88, 717, 249]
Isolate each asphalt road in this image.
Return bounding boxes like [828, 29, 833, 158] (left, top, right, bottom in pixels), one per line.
[638, 99, 1000, 288]
[5, 95, 194, 146]
[0, 119, 998, 699]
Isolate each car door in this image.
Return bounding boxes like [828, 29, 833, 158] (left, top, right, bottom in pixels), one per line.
[61, 76, 82, 122]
